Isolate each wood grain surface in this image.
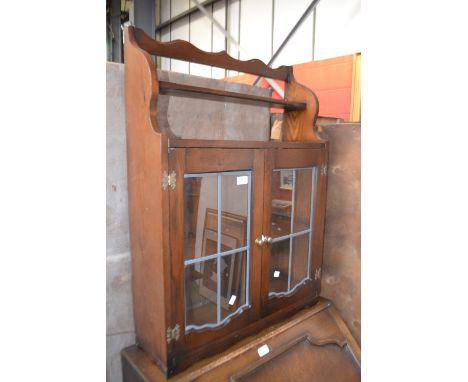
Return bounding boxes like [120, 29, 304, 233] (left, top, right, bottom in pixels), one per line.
[121, 298, 360, 382]
[132, 27, 290, 81]
[123, 25, 338, 377]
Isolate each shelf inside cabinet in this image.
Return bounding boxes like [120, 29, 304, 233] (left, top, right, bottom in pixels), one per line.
[159, 81, 307, 111]
[168, 138, 325, 149]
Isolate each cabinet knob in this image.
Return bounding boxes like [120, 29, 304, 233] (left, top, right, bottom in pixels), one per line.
[255, 235, 272, 246]
[255, 235, 265, 246]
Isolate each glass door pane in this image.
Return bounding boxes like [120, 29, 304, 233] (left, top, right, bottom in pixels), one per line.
[290, 233, 310, 289]
[185, 259, 218, 327]
[220, 250, 247, 320]
[271, 170, 293, 239]
[293, 169, 313, 233]
[268, 167, 318, 297]
[184, 175, 218, 262]
[269, 238, 290, 294]
[183, 171, 251, 332]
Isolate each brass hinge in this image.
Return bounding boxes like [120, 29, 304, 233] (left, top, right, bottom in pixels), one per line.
[314, 267, 322, 281]
[162, 171, 176, 190]
[166, 324, 180, 344]
[321, 165, 327, 176]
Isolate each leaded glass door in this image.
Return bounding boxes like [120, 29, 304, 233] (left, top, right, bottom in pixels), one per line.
[183, 171, 252, 332]
[169, 148, 263, 349]
[267, 167, 318, 295]
[260, 148, 326, 315]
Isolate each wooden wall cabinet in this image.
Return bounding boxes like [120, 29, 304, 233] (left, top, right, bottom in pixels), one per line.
[124, 26, 329, 377]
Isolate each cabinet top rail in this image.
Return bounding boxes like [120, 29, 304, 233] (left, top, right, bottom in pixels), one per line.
[130, 26, 291, 81]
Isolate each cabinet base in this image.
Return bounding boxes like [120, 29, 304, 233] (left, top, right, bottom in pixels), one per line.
[168, 295, 320, 376]
[123, 297, 360, 381]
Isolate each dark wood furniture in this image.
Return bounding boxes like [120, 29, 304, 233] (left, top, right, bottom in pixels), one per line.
[124, 26, 330, 377]
[122, 298, 361, 382]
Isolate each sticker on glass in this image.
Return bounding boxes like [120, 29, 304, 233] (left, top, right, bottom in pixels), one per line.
[273, 271, 280, 278]
[228, 295, 237, 305]
[236, 176, 248, 185]
[257, 344, 270, 357]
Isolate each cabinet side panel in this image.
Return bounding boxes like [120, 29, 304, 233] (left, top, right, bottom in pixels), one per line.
[124, 30, 169, 369]
[283, 76, 323, 143]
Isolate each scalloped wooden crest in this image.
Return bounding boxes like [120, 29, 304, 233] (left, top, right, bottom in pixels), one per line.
[130, 26, 291, 81]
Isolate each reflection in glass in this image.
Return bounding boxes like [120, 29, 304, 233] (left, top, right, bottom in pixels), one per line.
[221, 251, 247, 320]
[221, 175, 249, 248]
[185, 259, 218, 327]
[293, 169, 312, 233]
[271, 170, 292, 239]
[269, 238, 290, 294]
[184, 176, 218, 261]
[290, 233, 310, 288]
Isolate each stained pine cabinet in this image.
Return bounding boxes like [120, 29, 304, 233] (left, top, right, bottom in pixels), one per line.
[123, 26, 329, 377]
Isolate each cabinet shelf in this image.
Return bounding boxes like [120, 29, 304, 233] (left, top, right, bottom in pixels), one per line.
[159, 81, 307, 111]
[168, 138, 325, 149]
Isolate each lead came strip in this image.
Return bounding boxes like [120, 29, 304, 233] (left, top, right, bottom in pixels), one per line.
[269, 277, 309, 298]
[184, 246, 249, 266]
[217, 174, 222, 324]
[186, 304, 250, 332]
[271, 228, 311, 243]
[246, 172, 251, 307]
[307, 167, 317, 278]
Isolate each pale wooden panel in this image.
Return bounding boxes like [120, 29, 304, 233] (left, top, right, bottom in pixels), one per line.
[212, 1, 227, 79]
[239, 0, 272, 65]
[226, 0, 240, 77]
[189, 9, 213, 77]
[160, 26, 171, 71]
[314, 0, 361, 60]
[170, 17, 190, 73]
[273, 0, 314, 66]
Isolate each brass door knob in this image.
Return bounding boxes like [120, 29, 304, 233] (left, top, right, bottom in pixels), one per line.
[255, 235, 272, 246]
[255, 235, 266, 246]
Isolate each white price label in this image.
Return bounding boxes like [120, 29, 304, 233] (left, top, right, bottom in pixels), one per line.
[257, 344, 270, 358]
[228, 295, 237, 305]
[273, 271, 280, 278]
[236, 176, 248, 185]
